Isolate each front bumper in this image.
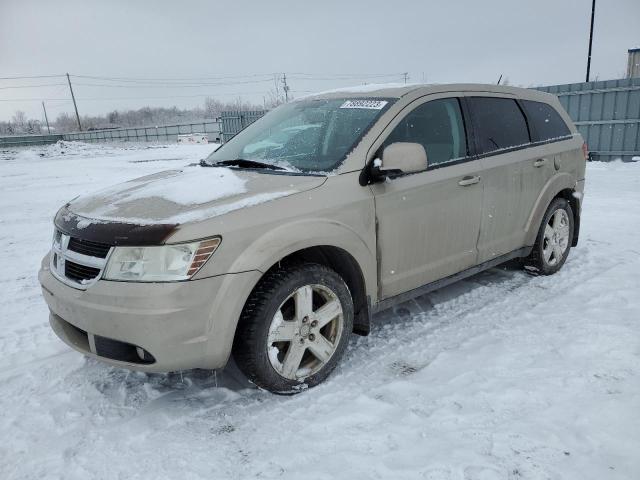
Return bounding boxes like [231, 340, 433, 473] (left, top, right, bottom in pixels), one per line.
[39, 254, 261, 372]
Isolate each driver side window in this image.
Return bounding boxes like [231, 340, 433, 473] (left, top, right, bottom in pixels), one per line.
[384, 98, 468, 167]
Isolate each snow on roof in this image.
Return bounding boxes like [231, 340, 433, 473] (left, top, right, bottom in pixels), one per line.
[297, 82, 426, 100]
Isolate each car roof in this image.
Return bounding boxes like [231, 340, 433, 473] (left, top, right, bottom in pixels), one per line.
[301, 83, 556, 103]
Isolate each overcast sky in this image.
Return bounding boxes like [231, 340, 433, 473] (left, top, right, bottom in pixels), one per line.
[1, 0, 638, 122]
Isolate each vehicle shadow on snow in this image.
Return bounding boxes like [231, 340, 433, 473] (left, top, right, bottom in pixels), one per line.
[81, 262, 526, 408]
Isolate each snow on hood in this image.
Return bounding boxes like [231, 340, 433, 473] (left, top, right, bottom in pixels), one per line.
[67, 166, 325, 226]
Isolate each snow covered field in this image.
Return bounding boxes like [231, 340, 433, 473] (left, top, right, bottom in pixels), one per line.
[0, 142, 639, 480]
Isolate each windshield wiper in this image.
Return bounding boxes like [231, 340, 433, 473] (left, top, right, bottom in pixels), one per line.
[203, 158, 285, 170]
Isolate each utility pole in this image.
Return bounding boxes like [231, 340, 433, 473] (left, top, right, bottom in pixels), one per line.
[586, 0, 596, 82]
[281, 73, 290, 102]
[41, 102, 51, 134]
[66, 73, 82, 131]
[403, 72, 409, 84]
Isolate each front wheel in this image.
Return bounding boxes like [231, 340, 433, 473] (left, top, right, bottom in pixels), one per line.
[233, 263, 353, 394]
[525, 197, 574, 275]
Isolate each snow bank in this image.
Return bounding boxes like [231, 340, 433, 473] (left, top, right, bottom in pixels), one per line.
[0, 143, 639, 479]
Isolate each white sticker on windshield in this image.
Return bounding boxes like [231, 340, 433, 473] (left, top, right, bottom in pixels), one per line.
[340, 100, 388, 110]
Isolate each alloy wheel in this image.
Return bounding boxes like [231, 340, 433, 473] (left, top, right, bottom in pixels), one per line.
[266, 284, 344, 380]
[542, 208, 570, 267]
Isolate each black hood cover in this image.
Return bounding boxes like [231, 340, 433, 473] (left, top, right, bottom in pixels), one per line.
[54, 205, 177, 246]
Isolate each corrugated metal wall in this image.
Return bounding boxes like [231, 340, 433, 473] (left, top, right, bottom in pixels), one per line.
[536, 78, 640, 162]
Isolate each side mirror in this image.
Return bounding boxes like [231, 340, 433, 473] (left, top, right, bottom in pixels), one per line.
[380, 142, 428, 174]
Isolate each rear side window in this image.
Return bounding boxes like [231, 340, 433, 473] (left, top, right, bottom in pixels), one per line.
[522, 100, 571, 142]
[384, 98, 468, 167]
[468, 97, 530, 154]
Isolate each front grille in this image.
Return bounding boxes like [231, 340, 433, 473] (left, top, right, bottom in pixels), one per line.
[64, 260, 101, 283]
[52, 230, 112, 289]
[67, 237, 111, 258]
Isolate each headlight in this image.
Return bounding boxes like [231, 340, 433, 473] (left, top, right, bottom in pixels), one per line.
[103, 237, 220, 282]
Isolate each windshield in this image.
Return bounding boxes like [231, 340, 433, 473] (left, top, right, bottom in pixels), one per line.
[205, 98, 393, 173]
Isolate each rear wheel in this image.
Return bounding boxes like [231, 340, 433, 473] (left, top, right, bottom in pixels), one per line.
[233, 263, 353, 394]
[525, 197, 574, 275]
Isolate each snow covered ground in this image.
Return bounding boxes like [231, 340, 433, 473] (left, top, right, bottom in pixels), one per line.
[1, 142, 639, 480]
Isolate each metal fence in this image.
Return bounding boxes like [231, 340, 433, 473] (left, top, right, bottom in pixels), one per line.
[536, 78, 640, 162]
[220, 110, 267, 143]
[2, 83, 639, 161]
[63, 120, 222, 144]
[0, 133, 63, 147]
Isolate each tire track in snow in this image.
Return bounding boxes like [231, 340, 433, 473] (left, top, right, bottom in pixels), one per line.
[51, 245, 626, 479]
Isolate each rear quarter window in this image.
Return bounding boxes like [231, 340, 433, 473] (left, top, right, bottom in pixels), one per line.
[468, 97, 530, 155]
[522, 100, 572, 142]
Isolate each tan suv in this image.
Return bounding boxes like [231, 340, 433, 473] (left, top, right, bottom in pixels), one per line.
[39, 84, 586, 393]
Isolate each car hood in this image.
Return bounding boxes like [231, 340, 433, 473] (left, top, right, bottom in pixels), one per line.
[64, 166, 326, 228]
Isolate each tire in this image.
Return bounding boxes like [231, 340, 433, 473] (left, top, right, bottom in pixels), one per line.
[524, 197, 574, 275]
[233, 263, 353, 394]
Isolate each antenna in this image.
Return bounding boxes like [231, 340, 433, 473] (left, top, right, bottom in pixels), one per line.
[497, 74, 503, 85]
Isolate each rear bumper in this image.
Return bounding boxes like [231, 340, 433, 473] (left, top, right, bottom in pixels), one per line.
[39, 253, 261, 372]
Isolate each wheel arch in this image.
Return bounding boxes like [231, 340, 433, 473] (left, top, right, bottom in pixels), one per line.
[269, 245, 371, 336]
[524, 173, 580, 247]
[223, 218, 377, 344]
[555, 188, 581, 247]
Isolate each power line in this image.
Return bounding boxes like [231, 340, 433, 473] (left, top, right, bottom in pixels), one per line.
[71, 78, 276, 88]
[0, 91, 284, 102]
[287, 74, 404, 81]
[0, 72, 405, 83]
[69, 72, 403, 82]
[70, 73, 277, 83]
[0, 74, 65, 80]
[0, 83, 67, 90]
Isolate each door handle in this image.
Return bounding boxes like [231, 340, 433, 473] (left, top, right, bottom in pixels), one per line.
[534, 158, 548, 168]
[458, 175, 481, 186]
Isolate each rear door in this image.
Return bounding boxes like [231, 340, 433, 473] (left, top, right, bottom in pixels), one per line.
[371, 95, 483, 299]
[519, 99, 575, 220]
[465, 95, 535, 263]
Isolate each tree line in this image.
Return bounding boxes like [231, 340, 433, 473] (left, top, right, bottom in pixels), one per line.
[0, 96, 271, 136]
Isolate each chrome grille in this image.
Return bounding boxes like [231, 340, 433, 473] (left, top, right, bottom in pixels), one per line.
[67, 237, 111, 259]
[64, 261, 101, 283]
[51, 230, 112, 289]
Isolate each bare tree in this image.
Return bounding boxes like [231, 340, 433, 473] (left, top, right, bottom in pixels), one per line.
[11, 111, 27, 133]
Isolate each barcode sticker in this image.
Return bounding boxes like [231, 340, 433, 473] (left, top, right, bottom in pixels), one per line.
[340, 100, 388, 110]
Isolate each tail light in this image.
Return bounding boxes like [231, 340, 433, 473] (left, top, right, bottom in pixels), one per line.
[582, 142, 589, 161]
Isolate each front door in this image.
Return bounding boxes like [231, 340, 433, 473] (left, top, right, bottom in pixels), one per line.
[370, 97, 484, 299]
